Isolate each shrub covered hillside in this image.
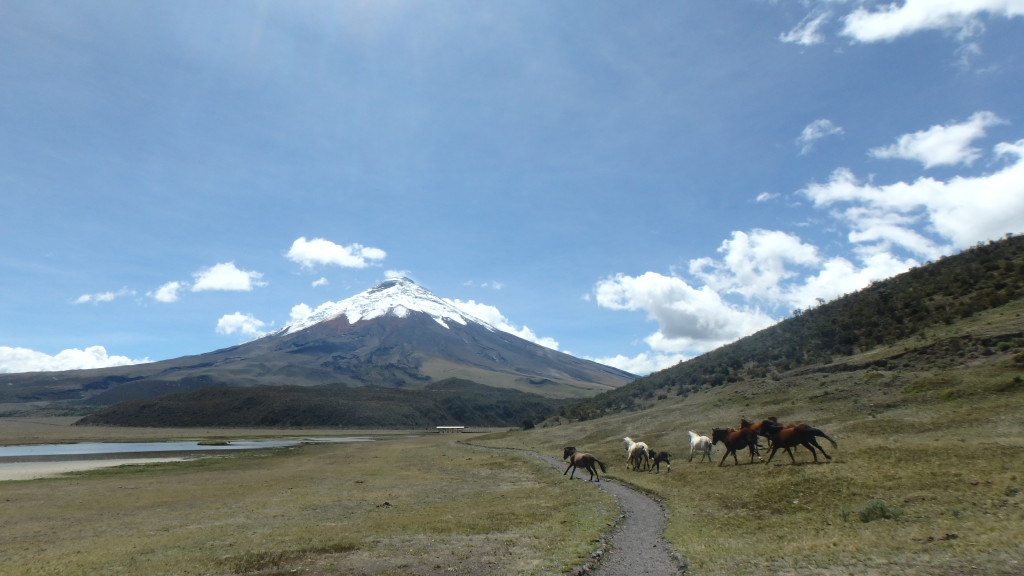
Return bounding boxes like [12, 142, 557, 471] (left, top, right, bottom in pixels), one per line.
[564, 235, 1024, 421]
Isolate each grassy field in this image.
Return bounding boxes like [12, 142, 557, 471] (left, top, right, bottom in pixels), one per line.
[0, 425, 616, 576]
[475, 347, 1024, 575]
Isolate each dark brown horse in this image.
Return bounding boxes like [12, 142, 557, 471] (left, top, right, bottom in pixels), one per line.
[563, 446, 607, 482]
[740, 418, 770, 455]
[711, 427, 761, 466]
[759, 419, 838, 465]
[649, 451, 671, 473]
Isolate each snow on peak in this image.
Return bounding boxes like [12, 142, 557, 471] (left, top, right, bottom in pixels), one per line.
[284, 277, 495, 334]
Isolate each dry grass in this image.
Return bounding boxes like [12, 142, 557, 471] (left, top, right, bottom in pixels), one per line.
[0, 431, 616, 576]
[475, 351, 1024, 576]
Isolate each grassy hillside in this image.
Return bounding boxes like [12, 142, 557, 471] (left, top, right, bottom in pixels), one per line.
[471, 274, 1024, 574]
[565, 235, 1024, 421]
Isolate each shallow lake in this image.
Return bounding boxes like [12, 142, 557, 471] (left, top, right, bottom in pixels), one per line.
[0, 437, 372, 460]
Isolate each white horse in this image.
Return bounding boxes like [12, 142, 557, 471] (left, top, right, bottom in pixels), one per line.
[623, 436, 651, 471]
[688, 430, 713, 463]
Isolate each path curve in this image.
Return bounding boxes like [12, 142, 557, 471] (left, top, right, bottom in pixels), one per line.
[539, 454, 688, 576]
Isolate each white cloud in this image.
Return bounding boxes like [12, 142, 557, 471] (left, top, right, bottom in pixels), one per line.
[462, 280, 505, 290]
[290, 303, 314, 324]
[589, 352, 687, 377]
[804, 251, 917, 302]
[0, 345, 148, 373]
[385, 269, 411, 279]
[841, 0, 1024, 43]
[445, 298, 561, 350]
[151, 281, 184, 303]
[869, 111, 1006, 168]
[804, 137, 1024, 251]
[73, 287, 134, 304]
[312, 277, 329, 288]
[192, 262, 265, 292]
[215, 312, 267, 337]
[781, 11, 831, 46]
[594, 272, 776, 356]
[690, 230, 823, 303]
[287, 237, 387, 269]
[797, 118, 845, 155]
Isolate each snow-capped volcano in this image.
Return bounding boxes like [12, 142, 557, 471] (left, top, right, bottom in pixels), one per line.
[285, 277, 494, 334]
[2, 278, 636, 405]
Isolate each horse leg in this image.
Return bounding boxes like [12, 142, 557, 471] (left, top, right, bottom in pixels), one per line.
[786, 447, 798, 464]
[565, 463, 577, 479]
[718, 449, 730, 467]
[815, 438, 832, 460]
[764, 444, 779, 465]
[805, 439, 831, 461]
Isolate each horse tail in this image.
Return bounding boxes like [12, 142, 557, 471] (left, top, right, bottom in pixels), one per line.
[595, 458, 607, 473]
[812, 428, 838, 449]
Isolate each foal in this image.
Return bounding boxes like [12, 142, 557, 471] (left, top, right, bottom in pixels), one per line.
[649, 450, 671, 473]
[563, 446, 607, 482]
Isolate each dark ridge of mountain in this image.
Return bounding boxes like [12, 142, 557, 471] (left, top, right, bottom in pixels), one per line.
[0, 278, 635, 409]
[74, 378, 566, 428]
[562, 234, 1024, 421]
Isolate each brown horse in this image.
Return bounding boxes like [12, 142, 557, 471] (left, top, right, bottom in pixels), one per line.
[740, 418, 769, 455]
[759, 419, 837, 465]
[563, 446, 607, 482]
[649, 451, 671, 473]
[711, 427, 762, 466]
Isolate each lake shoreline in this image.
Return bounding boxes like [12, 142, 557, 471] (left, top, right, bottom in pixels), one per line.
[0, 457, 190, 481]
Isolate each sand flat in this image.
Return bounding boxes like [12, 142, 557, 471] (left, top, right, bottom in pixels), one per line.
[0, 457, 187, 481]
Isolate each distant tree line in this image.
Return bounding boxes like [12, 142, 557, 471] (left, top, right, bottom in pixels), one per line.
[75, 378, 568, 428]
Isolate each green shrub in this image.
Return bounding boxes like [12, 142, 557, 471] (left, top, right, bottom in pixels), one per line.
[858, 500, 903, 523]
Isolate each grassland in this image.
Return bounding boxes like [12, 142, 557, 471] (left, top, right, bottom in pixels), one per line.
[0, 426, 616, 576]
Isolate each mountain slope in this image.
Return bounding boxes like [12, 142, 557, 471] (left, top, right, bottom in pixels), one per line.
[562, 235, 1024, 420]
[1, 278, 634, 407]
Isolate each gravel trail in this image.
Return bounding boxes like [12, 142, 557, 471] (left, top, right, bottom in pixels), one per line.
[539, 454, 688, 576]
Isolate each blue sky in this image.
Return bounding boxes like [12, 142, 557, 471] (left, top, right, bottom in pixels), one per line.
[2, 1, 1023, 376]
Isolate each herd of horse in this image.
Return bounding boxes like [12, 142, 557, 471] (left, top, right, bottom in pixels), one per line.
[563, 417, 838, 481]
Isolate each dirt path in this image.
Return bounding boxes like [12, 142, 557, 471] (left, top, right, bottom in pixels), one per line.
[539, 454, 688, 576]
